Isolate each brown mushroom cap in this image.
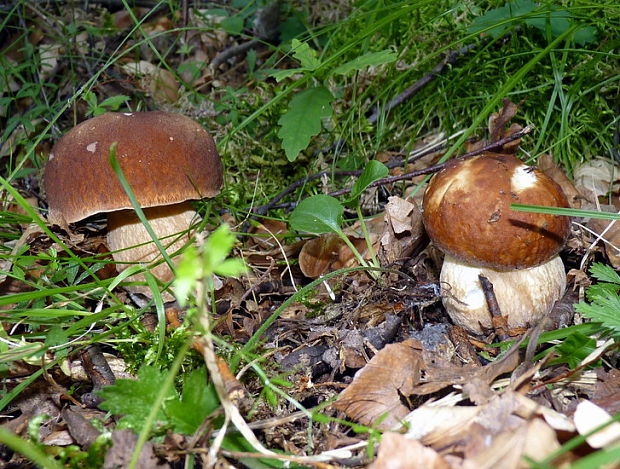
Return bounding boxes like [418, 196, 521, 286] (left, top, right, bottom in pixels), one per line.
[44, 111, 223, 225]
[423, 153, 570, 270]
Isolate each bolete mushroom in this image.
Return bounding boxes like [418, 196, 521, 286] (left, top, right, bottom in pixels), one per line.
[44, 111, 223, 297]
[423, 153, 570, 334]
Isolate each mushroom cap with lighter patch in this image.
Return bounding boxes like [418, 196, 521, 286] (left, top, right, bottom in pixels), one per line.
[44, 111, 223, 224]
[423, 153, 570, 270]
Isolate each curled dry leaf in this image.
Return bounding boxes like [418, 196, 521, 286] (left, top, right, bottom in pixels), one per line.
[379, 196, 425, 264]
[487, 98, 522, 151]
[298, 233, 342, 278]
[574, 157, 620, 201]
[538, 153, 582, 208]
[333, 339, 423, 430]
[369, 433, 450, 469]
[588, 213, 620, 268]
[121, 61, 179, 105]
[247, 219, 288, 251]
[298, 233, 370, 278]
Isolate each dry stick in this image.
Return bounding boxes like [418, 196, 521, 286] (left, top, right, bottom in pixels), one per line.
[367, 44, 477, 124]
[258, 125, 533, 213]
[478, 274, 510, 341]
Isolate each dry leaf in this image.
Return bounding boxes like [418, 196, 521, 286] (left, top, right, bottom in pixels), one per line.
[593, 369, 620, 415]
[488, 98, 520, 145]
[573, 400, 620, 449]
[298, 234, 342, 278]
[334, 339, 423, 430]
[574, 157, 620, 200]
[587, 214, 620, 268]
[462, 418, 563, 469]
[121, 61, 179, 105]
[538, 153, 583, 208]
[247, 219, 288, 251]
[380, 196, 425, 264]
[369, 433, 450, 469]
[411, 335, 524, 399]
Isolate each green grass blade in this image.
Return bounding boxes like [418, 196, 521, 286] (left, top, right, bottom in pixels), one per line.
[511, 204, 620, 219]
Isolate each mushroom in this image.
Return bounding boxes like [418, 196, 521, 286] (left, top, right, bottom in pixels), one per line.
[422, 153, 570, 334]
[44, 111, 223, 297]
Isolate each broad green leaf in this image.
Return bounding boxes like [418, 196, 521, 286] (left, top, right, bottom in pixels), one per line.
[166, 368, 219, 435]
[573, 26, 597, 46]
[278, 87, 333, 161]
[575, 300, 620, 337]
[98, 367, 174, 429]
[346, 160, 389, 206]
[289, 195, 343, 234]
[98, 95, 130, 110]
[269, 69, 304, 82]
[214, 258, 247, 277]
[290, 38, 321, 70]
[468, 0, 536, 37]
[221, 15, 244, 35]
[331, 50, 398, 76]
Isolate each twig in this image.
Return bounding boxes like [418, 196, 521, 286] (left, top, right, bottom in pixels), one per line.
[367, 44, 477, 124]
[246, 125, 534, 218]
[210, 1, 280, 70]
[252, 125, 533, 214]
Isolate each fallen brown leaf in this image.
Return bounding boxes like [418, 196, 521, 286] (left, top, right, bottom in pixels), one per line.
[369, 432, 450, 469]
[573, 400, 620, 449]
[334, 339, 423, 430]
[379, 196, 425, 264]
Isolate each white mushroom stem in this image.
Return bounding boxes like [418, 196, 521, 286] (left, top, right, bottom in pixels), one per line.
[440, 254, 566, 334]
[106, 201, 197, 297]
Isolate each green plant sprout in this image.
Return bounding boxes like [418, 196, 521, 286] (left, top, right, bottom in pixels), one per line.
[289, 160, 389, 279]
[272, 38, 397, 161]
[82, 91, 130, 117]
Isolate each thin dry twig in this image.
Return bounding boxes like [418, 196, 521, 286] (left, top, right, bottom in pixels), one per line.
[254, 125, 533, 214]
[367, 44, 477, 124]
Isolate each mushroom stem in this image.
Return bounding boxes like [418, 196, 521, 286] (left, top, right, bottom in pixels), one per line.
[440, 254, 566, 334]
[107, 201, 198, 296]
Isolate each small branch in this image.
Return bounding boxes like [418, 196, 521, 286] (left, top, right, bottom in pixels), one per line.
[478, 275, 510, 341]
[367, 44, 477, 124]
[247, 125, 533, 214]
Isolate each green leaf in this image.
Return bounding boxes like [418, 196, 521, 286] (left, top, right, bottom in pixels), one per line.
[173, 244, 201, 307]
[331, 50, 398, 76]
[269, 69, 304, 83]
[468, 0, 536, 37]
[545, 332, 597, 368]
[345, 160, 389, 206]
[575, 292, 620, 337]
[573, 26, 597, 46]
[44, 326, 68, 348]
[97, 367, 175, 429]
[277, 86, 333, 161]
[590, 263, 620, 285]
[290, 38, 321, 70]
[214, 258, 247, 277]
[221, 15, 244, 35]
[98, 95, 130, 111]
[166, 368, 219, 435]
[289, 194, 343, 234]
[204, 224, 237, 269]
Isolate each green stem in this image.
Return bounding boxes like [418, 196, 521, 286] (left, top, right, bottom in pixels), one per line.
[356, 205, 381, 270]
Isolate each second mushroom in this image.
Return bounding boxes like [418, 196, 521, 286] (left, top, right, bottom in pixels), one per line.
[44, 111, 223, 298]
[423, 153, 571, 334]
